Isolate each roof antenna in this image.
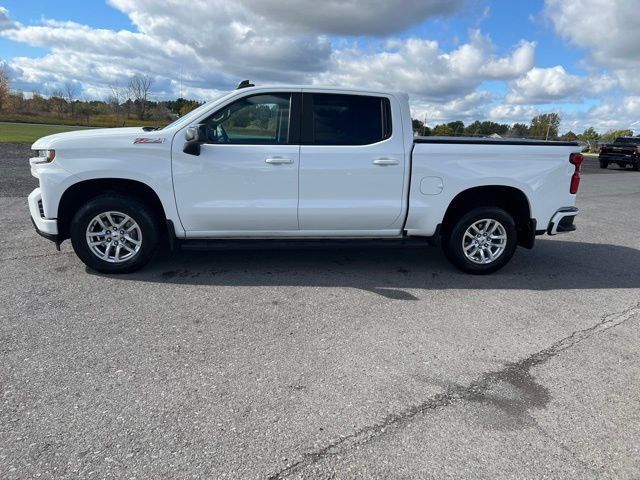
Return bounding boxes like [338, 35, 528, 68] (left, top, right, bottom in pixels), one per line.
[236, 80, 255, 89]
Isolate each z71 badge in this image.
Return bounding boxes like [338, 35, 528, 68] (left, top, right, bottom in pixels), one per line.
[133, 137, 166, 144]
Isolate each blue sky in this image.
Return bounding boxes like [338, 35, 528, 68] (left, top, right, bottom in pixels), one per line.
[0, 0, 128, 55]
[0, 0, 638, 133]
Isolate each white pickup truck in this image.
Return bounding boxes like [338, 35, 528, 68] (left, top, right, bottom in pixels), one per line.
[28, 83, 583, 274]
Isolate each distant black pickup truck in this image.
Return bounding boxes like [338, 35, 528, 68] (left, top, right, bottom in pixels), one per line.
[599, 137, 640, 170]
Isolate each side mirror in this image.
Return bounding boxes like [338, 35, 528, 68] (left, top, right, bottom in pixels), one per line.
[183, 124, 209, 155]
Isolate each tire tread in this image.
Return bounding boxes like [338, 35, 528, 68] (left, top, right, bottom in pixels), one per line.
[69, 193, 159, 273]
[443, 207, 518, 275]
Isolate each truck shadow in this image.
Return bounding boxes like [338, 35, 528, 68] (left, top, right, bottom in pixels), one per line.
[94, 239, 640, 299]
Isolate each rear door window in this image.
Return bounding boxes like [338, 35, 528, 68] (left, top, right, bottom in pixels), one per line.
[305, 93, 391, 145]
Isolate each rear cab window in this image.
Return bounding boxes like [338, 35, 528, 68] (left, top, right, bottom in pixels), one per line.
[302, 93, 392, 145]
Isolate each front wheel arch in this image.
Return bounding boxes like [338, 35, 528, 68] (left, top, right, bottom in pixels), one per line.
[57, 178, 167, 242]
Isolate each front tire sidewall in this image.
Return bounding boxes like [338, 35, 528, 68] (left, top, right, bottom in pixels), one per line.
[445, 208, 517, 275]
[70, 195, 158, 274]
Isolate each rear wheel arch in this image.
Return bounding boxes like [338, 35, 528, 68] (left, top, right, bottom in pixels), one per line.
[57, 178, 167, 241]
[440, 185, 533, 247]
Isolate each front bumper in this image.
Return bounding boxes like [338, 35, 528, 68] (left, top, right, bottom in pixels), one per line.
[28, 188, 59, 243]
[547, 207, 579, 235]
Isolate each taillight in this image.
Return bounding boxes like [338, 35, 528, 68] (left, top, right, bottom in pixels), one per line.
[569, 152, 583, 194]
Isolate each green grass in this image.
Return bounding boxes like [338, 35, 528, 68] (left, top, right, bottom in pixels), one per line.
[0, 113, 167, 128]
[0, 123, 92, 143]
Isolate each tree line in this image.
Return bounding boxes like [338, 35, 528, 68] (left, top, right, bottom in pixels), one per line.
[0, 67, 201, 127]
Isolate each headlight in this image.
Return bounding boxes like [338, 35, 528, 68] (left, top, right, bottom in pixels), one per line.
[33, 149, 56, 164]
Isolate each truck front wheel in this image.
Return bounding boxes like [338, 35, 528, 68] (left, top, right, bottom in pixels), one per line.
[70, 194, 159, 274]
[599, 160, 608, 169]
[443, 207, 518, 274]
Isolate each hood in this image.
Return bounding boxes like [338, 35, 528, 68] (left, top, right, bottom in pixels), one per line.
[31, 127, 168, 150]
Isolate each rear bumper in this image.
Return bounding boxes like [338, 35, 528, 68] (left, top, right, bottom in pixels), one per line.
[599, 154, 638, 163]
[547, 207, 578, 235]
[28, 188, 59, 242]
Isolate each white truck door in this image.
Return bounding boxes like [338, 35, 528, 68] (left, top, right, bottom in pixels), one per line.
[172, 92, 300, 234]
[298, 92, 406, 233]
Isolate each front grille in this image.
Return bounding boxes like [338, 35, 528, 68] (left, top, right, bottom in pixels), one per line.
[38, 199, 45, 218]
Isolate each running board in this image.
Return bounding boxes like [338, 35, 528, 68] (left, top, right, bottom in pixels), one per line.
[177, 237, 431, 251]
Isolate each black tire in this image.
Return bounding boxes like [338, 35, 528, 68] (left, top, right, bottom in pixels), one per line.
[632, 161, 640, 172]
[443, 207, 518, 275]
[599, 160, 608, 169]
[70, 194, 159, 273]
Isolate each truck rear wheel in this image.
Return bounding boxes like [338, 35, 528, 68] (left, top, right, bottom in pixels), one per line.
[70, 194, 159, 274]
[443, 207, 518, 274]
[599, 160, 608, 169]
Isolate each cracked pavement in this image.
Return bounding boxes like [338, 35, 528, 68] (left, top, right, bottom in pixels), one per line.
[1, 146, 639, 479]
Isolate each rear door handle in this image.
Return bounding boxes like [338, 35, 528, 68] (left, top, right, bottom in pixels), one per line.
[372, 158, 399, 166]
[265, 157, 293, 165]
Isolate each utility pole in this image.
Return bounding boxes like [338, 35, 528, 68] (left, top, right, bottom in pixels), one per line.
[545, 120, 551, 141]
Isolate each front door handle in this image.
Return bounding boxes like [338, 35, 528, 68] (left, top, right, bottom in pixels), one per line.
[372, 158, 399, 166]
[265, 157, 293, 165]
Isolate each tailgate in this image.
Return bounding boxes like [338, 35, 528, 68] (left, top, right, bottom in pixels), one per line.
[601, 145, 635, 156]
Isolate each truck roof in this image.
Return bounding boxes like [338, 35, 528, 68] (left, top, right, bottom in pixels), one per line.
[234, 84, 407, 97]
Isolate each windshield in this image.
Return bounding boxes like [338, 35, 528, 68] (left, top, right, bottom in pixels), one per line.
[615, 137, 638, 144]
[161, 91, 230, 130]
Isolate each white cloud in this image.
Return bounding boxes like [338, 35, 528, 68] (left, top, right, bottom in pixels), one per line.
[0, 6, 18, 31]
[487, 104, 539, 123]
[315, 31, 535, 101]
[611, 70, 640, 95]
[239, 0, 466, 36]
[506, 66, 616, 104]
[411, 91, 494, 124]
[1, 2, 335, 97]
[545, 0, 640, 94]
[580, 96, 640, 132]
[506, 66, 583, 104]
[545, 0, 640, 68]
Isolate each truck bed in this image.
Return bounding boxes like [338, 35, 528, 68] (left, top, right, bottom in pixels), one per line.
[405, 137, 580, 238]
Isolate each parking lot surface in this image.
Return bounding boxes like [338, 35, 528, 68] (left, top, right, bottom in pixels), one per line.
[1, 145, 639, 479]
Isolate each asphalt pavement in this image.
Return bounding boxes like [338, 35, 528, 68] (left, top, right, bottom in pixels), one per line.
[1, 146, 638, 479]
